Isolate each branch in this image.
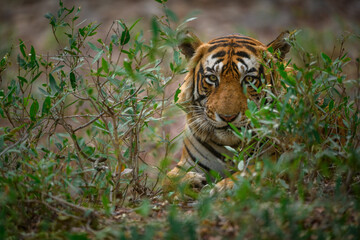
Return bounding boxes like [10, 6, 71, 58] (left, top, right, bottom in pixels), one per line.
[0, 132, 29, 158]
[58, 117, 107, 163]
[74, 111, 105, 132]
[47, 194, 100, 217]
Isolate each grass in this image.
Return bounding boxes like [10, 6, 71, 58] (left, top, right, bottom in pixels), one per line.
[0, 0, 359, 239]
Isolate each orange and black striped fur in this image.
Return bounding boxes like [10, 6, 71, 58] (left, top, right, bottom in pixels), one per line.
[165, 32, 290, 192]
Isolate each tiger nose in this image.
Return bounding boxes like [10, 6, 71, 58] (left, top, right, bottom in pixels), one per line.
[218, 113, 238, 122]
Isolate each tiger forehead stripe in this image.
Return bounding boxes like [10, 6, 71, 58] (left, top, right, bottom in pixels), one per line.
[209, 35, 261, 45]
[234, 51, 250, 59]
[207, 35, 262, 54]
[209, 35, 257, 42]
[210, 40, 257, 46]
[208, 43, 243, 52]
[211, 51, 226, 59]
[243, 44, 257, 54]
[207, 43, 259, 53]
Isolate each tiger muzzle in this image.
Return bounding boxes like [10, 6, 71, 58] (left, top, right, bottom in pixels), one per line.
[218, 113, 238, 122]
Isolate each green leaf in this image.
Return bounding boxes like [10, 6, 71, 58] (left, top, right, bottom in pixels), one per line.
[30, 99, 39, 121]
[151, 17, 160, 39]
[328, 99, 334, 111]
[42, 96, 52, 115]
[49, 73, 60, 94]
[88, 42, 102, 52]
[92, 50, 104, 64]
[101, 58, 109, 74]
[0, 107, 5, 118]
[17, 76, 28, 85]
[164, 7, 178, 22]
[26, 174, 41, 184]
[173, 50, 181, 66]
[51, 65, 65, 74]
[111, 34, 120, 45]
[30, 46, 36, 64]
[321, 52, 332, 64]
[19, 39, 27, 58]
[129, 18, 141, 31]
[174, 86, 181, 103]
[30, 71, 43, 83]
[123, 61, 133, 74]
[44, 12, 56, 26]
[70, 72, 77, 90]
[169, 62, 174, 71]
[228, 122, 242, 138]
[247, 100, 257, 113]
[52, 94, 68, 109]
[17, 55, 26, 69]
[117, 20, 126, 30]
[267, 46, 274, 54]
[107, 77, 121, 88]
[120, 27, 130, 45]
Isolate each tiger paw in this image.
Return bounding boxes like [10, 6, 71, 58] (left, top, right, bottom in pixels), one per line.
[210, 177, 235, 195]
[182, 171, 207, 191]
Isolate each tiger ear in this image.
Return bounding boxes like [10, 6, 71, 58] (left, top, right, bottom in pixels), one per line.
[179, 31, 203, 59]
[267, 31, 291, 61]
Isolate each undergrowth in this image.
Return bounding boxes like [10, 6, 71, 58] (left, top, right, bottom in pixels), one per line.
[0, 0, 359, 239]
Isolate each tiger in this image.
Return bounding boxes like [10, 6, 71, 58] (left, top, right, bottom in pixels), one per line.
[165, 31, 291, 193]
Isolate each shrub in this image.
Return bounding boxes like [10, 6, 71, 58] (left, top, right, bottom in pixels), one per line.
[0, 0, 191, 238]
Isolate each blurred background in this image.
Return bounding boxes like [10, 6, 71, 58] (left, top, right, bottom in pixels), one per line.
[1, 0, 359, 171]
[1, 0, 360, 56]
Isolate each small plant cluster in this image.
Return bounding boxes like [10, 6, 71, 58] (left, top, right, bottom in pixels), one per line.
[207, 31, 360, 239]
[0, 0, 190, 238]
[229, 31, 360, 193]
[0, 0, 359, 239]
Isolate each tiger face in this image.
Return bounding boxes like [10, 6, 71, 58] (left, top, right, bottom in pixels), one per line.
[178, 32, 290, 147]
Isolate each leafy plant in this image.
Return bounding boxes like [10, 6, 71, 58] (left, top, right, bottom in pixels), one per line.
[0, 0, 193, 238]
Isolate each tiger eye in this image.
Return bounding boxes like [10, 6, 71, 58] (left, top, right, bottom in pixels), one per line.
[244, 76, 253, 82]
[208, 75, 218, 82]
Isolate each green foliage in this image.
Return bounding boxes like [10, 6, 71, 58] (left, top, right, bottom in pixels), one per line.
[0, 1, 359, 239]
[0, 0, 192, 238]
[200, 30, 360, 239]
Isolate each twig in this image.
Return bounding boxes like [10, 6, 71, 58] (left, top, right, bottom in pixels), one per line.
[48, 194, 100, 217]
[24, 199, 84, 220]
[74, 111, 105, 132]
[58, 117, 107, 163]
[0, 133, 29, 157]
[104, 21, 116, 43]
